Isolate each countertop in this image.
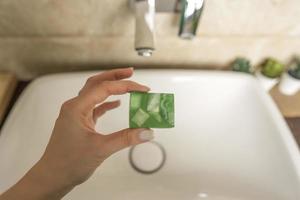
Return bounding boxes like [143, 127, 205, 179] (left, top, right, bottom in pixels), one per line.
[269, 85, 300, 146]
[286, 118, 300, 146]
[270, 85, 300, 118]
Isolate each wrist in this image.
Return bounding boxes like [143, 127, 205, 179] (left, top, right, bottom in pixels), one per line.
[11, 160, 74, 200]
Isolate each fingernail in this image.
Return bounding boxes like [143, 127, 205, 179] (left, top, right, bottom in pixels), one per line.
[139, 129, 154, 141]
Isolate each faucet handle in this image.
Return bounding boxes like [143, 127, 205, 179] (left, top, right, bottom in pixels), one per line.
[179, 0, 204, 39]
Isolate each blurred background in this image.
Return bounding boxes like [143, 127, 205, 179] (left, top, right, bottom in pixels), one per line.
[0, 0, 299, 78]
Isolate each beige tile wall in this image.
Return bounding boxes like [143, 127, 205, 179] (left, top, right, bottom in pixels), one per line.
[0, 0, 299, 79]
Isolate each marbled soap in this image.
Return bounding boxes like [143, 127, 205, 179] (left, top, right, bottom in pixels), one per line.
[129, 92, 174, 128]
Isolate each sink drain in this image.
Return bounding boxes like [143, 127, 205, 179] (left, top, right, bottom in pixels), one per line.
[129, 141, 166, 174]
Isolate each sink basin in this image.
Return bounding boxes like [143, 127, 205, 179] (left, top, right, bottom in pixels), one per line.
[0, 69, 300, 200]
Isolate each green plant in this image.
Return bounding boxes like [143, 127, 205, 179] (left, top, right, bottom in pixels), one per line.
[231, 57, 252, 74]
[288, 58, 300, 79]
[261, 58, 284, 78]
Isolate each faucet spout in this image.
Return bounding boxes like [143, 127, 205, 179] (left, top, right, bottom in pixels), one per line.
[179, 0, 204, 39]
[132, 0, 155, 57]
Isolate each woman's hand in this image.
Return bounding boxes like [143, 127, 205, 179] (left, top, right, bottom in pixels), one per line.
[0, 68, 154, 200]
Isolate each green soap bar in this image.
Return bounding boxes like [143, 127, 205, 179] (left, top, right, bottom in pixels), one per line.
[129, 92, 174, 128]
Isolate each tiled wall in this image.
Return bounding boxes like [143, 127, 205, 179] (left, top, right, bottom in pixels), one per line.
[0, 0, 299, 79]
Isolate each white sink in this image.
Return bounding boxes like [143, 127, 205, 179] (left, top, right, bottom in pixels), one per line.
[0, 69, 300, 200]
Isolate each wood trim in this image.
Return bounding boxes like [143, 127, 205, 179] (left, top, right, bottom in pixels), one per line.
[0, 73, 17, 123]
[270, 85, 300, 118]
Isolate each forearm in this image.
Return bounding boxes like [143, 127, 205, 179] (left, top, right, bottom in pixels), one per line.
[0, 161, 73, 200]
[1, 68, 152, 200]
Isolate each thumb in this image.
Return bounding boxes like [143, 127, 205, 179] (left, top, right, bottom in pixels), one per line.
[104, 128, 154, 155]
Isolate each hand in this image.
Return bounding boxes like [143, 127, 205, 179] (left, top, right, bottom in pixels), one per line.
[0, 68, 154, 200]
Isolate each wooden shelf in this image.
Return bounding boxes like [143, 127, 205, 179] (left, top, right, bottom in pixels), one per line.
[270, 85, 300, 118]
[0, 73, 17, 124]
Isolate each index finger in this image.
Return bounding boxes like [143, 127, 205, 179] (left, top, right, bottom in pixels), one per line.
[78, 80, 150, 111]
[79, 67, 134, 96]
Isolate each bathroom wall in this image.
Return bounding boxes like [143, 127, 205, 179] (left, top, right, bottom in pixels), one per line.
[0, 0, 300, 79]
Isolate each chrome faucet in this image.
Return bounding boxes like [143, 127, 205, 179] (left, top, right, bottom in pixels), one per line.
[130, 0, 205, 57]
[179, 0, 204, 39]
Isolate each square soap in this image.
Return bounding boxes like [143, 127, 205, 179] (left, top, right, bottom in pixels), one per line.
[129, 92, 174, 128]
